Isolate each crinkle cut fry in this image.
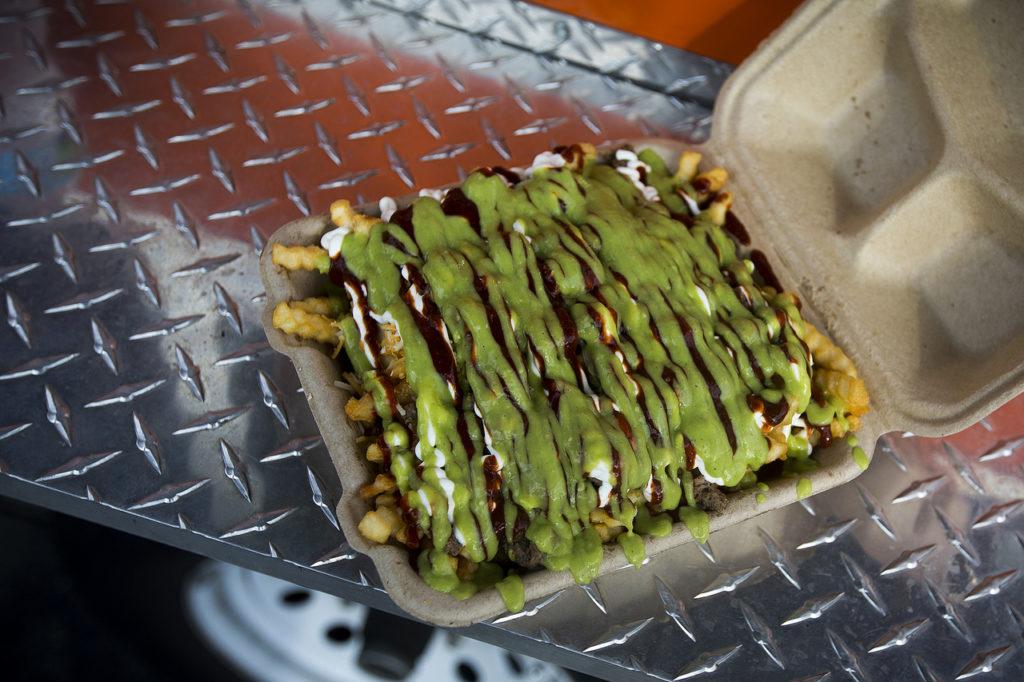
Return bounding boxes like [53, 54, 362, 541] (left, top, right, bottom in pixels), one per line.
[272, 243, 329, 272]
[802, 322, 869, 416]
[272, 301, 341, 345]
[694, 166, 728, 198]
[814, 368, 870, 417]
[330, 199, 379, 233]
[290, 296, 339, 316]
[804, 321, 859, 378]
[674, 150, 702, 182]
[704, 191, 733, 226]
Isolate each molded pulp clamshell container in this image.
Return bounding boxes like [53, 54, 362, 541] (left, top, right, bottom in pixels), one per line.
[261, 0, 1024, 625]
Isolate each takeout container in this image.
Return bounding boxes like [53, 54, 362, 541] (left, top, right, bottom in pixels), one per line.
[261, 0, 1024, 626]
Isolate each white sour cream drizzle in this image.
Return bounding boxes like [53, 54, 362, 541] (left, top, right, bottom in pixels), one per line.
[414, 439, 445, 467]
[695, 287, 712, 316]
[681, 192, 701, 216]
[526, 150, 566, 176]
[344, 281, 376, 367]
[613, 149, 660, 202]
[694, 454, 726, 486]
[434, 467, 460, 530]
[435, 469, 455, 509]
[369, 309, 398, 327]
[473, 403, 506, 471]
[643, 475, 656, 503]
[612, 349, 640, 396]
[438, 323, 458, 400]
[369, 309, 403, 351]
[400, 266, 458, 400]
[321, 225, 350, 258]
[753, 409, 766, 430]
[418, 188, 446, 201]
[529, 349, 543, 378]
[579, 368, 596, 396]
[417, 489, 432, 514]
[415, 474, 464, 550]
[590, 460, 614, 507]
[402, 264, 428, 315]
[784, 413, 808, 442]
[512, 219, 532, 242]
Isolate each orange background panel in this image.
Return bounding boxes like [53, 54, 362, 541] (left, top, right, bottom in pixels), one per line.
[530, 0, 804, 64]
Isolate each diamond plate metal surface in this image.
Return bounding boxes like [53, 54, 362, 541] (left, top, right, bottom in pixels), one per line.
[0, 1, 1022, 680]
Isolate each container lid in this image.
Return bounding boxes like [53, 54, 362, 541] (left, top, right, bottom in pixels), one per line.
[706, 0, 1024, 436]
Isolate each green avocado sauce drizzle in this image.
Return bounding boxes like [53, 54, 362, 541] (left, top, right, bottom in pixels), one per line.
[332, 148, 823, 612]
[796, 478, 813, 500]
[848, 434, 869, 470]
[755, 481, 769, 505]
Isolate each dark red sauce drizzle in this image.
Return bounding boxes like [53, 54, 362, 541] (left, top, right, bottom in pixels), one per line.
[441, 187, 481, 233]
[376, 435, 392, 470]
[397, 496, 421, 550]
[401, 264, 461, 405]
[676, 316, 737, 451]
[817, 424, 833, 449]
[614, 412, 636, 450]
[723, 210, 750, 245]
[383, 232, 411, 255]
[537, 260, 584, 384]
[330, 262, 383, 365]
[610, 448, 623, 499]
[746, 394, 789, 427]
[482, 454, 505, 540]
[473, 274, 515, 369]
[750, 249, 783, 291]
[634, 383, 663, 444]
[542, 378, 562, 413]
[684, 438, 697, 471]
[379, 371, 399, 417]
[479, 166, 522, 185]
[389, 205, 416, 237]
[649, 476, 664, 507]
